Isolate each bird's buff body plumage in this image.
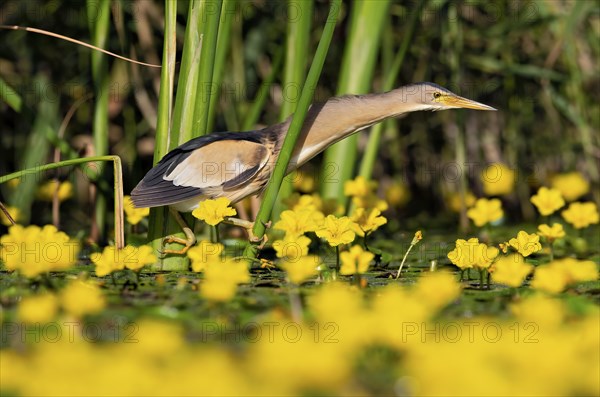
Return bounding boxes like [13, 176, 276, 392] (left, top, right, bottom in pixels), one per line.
[131, 82, 495, 212]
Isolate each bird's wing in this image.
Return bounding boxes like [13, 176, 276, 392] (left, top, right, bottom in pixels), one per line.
[130, 136, 270, 208]
[164, 139, 270, 190]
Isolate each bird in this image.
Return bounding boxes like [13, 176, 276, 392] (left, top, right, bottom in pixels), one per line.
[131, 82, 495, 254]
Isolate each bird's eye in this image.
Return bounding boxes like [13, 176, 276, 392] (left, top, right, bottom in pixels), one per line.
[433, 92, 442, 99]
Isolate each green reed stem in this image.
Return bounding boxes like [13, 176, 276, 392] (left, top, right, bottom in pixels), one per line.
[320, 0, 390, 205]
[87, 0, 110, 240]
[147, 0, 180, 270]
[272, 0, 314, 221]
[192, 0, 223, 136]
[10, 74, 57, 223]
[244, 0, 342, 258]
[358, 0, 427, 180]
[206, 0, 234, 134]
[0, 156, 124, 249]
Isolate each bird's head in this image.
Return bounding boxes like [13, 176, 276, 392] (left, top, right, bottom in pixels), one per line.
[400, 82, 496, 112]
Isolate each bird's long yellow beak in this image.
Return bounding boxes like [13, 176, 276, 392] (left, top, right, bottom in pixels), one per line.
[442, 95, 497, 111]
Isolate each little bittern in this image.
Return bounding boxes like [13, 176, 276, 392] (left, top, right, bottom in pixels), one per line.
[132, 82, 495, 253]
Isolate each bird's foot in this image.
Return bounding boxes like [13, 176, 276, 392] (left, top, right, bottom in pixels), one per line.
[247, 220, 271, 250]
[159, 228, 197, 256]
[157, 208, 197, 256]
[248, 228, 269, 250]
[223, 218, 271, 249]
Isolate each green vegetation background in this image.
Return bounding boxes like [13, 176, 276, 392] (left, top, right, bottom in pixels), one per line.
[1, 0, 598, 237]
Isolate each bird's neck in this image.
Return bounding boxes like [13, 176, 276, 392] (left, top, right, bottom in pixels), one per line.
[276, 89, 420, 168]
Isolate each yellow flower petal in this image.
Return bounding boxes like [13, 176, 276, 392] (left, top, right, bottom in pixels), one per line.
[530, 187, 565, 216]
[123, 195, 150, 225]
[508, 231, 542, 257]
[481, 163, 516, 196]
[537, 223, 565, 242]
[274, 208, 324, 238]
[344, 176, 376, 197]
[466, 198, 503, 227]
[339, 245, 374, 275]
[272, 235, 311, 260]
[188, 241, 224, 272]
[18, 293, 59, 323]
[350, 207, 387, 237]
[280, 255, 320, 284]
[551, 172, 589, 201]
[491, 254, 533, 287]
[200, 259, 250, 302]
[315, 215, 356, 247]
[36, 180, 73, 202]
[0, 225, 79, 277]
[192, 198, 237, 226]
[561, 202, 599, 229]
[0, 206, 20, 226]
[60, 280, 106, 317]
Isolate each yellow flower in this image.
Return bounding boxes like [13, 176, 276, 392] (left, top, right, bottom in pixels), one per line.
[498, 242, 510, 254]
[537, 223, 565, 243]
[272, 235, 311, 260]
[412, 230, 423, 244]
[530, 187, 565, 216]
[531, 258, 598, 294]
[91, 246, 124, 276]
[0, 206, 20, 226]
[446, 191, 477, 213]
[200, 258, 250, 302]
[344, 175, 389, 211]
[490, 254, 533, 287]
[447, 238, 499, 270]
[315, 215, 356, 247]
[289, 193, 322, 212]
[481, 163, 516, 196]
[475, 245, 499, 269]
[321, 198, 345, 216]
[91, 245, 156, 276]
[188, 241, 224, 272]
[123, 195, 150, 225]
[350, 207, 387, 236]
[561, 202, 599, 229]
[551, 172, 589, 201]
[448, 238, 478, 270]
[530, 265, 568, 294]
[291, 170, 316, 193]
[0, 225, 79, 277]
[344, 176, 376, 197]
[466, 198, 503, 227]
[413, 271, 461, 311]
[192, 197, 237, 226]
[132, 319, 184, 356]
[339, 245, 374, 275]
[36, 180, 73, 202]
[6, 178, 20, 189]
[508, 231, 542, 257]
[280, 255, 320, 284]
[124, 245, 157, 271]
[511, 294, 566, 328]
[18, 293, 59, 323]
[60, 279, 106, 317]
[558, 258, 599, 283]
[385, 181, 410, 208]
[352, 194, 389, 212]
[274, 209, 323, 238]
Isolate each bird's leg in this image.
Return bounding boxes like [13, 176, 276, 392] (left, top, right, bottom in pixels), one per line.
[160, 208, 196, 255]
[223, 217, 272, 249]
